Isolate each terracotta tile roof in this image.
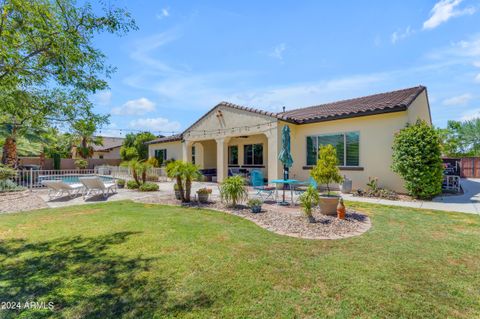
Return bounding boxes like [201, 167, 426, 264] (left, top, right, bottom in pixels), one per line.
[146, 134, 183, 145]
[277, 86, 426, 124]
[93, 136, 125, 151]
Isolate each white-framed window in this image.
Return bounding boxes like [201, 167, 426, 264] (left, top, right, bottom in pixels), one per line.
[191, 146, 196, 164]
[306, 132, 359, 166]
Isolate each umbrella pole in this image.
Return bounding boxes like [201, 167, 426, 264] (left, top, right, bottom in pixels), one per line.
[282, 166, 287, 205]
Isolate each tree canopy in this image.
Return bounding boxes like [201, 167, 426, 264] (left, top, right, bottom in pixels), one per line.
[0, 0, 137, 166]
[120, 132, 156, 161]
[438, 119, 480, 157]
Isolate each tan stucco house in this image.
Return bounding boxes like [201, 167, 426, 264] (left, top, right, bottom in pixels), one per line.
[147, 86, 432, 192]
[91, 137, 124, 159]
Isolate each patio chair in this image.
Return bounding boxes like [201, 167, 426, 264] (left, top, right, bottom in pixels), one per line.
[42, 180, 84, 200]
[79, 176, 117, 200]
[250, 169, 275, 201]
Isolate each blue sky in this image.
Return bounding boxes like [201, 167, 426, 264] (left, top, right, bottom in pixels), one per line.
[92, 0, 480, 137]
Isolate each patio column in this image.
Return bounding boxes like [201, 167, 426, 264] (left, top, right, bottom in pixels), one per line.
[215, 137, 230, 182]
[266, 128, 281, 182]
[182, 140, 193, 163]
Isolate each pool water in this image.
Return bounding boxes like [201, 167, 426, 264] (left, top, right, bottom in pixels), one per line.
[38, 174, 115, 184]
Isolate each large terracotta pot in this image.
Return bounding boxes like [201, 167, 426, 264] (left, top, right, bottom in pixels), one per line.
[319, 195, 340, 215]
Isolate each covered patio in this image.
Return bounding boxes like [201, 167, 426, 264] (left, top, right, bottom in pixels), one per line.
[180, 104, 284, 183]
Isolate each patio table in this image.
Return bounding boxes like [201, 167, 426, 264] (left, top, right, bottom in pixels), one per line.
[270, 179, 300, 205]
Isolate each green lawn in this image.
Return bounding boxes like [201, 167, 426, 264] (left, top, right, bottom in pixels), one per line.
[0, 201, 479, 318]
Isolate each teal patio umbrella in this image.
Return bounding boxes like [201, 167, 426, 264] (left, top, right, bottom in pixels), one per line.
[278, 125, 294, 204]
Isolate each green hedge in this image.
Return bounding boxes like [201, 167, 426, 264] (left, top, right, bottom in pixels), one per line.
[139, 182, 159, 192]
[392, 120, 443, 199]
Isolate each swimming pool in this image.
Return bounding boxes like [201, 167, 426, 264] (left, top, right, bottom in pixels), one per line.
[38, 174, 115, 184]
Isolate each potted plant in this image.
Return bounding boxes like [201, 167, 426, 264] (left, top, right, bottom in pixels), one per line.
[247, 198, 263, 213]
[310, 144, 344, 215]
[116, 179, 126, 189]
[197, 187, 212, 203]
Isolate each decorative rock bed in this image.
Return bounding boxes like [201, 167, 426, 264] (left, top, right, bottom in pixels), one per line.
[0, 190, 48, 213]
[137, 194, 371, 240]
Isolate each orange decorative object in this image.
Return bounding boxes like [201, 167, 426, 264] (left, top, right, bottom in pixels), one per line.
[337, 198, 346, 220]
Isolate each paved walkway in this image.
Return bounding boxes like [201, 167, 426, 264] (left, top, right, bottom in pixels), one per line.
[343, 178, 480, 214]
[38, 179, 480, 214]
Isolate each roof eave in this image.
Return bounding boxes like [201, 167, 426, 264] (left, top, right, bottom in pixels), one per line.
[295, 106, 408, 124]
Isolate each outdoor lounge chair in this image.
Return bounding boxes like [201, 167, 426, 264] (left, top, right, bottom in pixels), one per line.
[42, 180, 84, 200]
[250, 169, 275, 201]
[79, 176, 117, 200]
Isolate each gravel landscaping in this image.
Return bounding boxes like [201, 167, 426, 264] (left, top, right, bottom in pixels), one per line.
[0, 190, 48, 213]
[137, 194, 371, 240]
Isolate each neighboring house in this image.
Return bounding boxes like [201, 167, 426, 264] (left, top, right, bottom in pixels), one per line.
[91, 137, 124, 159]
[147, 86, 432, 192]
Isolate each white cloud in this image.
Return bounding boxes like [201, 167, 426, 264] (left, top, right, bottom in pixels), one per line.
[473, 61, 480, 67]
[227, 74, 388, 111]
[423, 0, 476, 30]
[268, 43, 287, 60]
[129, 117, 181, 132]
[475, 73, 480, 83]
[94, 91, 112, 106]
[129, 30, 181, 73]
[461, 108, 480, 121]
[156, 8, 169, 19]
[111, 98, 156, 115]
[442, 93, 473, 105]
[391, 26, 414, 44]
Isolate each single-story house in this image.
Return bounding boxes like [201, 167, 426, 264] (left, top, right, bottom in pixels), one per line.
[147, 86, 432, 192]
[91, 137, 124, 159]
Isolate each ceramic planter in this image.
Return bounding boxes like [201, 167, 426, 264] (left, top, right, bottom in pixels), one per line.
[250, 205, 262, 213]
[174, 190, 182, 200]
[319, 196, 340, 215]
[198, 193, 209, 203]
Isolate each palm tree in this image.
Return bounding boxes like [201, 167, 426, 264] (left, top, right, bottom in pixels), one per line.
[183, 162, 201, 202]
[71, 119, 103, 159]
[166, 161, 185, 202]
[0, 123, 48, 167]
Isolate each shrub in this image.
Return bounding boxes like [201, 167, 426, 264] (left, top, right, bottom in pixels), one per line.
[116, 179, 126, 187]
[0, 179, 24, 192]
[139, 182, 159, 192]
[220, 176, 248, 207]
[126, 180, 139, 189]
[310, 144, 343, 195]
[392, 120, 443, 199]
[74, 159, 88, 169]
[146, 157, 159, 167]
[299, 185, 319, 223]
[356, 177, 399, 200]
[0, 166, 16, 180]
[247, 198, 262, 207]
[197, 187, 212, 195]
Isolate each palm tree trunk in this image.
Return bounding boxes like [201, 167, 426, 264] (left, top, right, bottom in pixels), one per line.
[2, 136, 18, 167]
[176, 176, 185, 202]
[185, 178, 191, 202]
